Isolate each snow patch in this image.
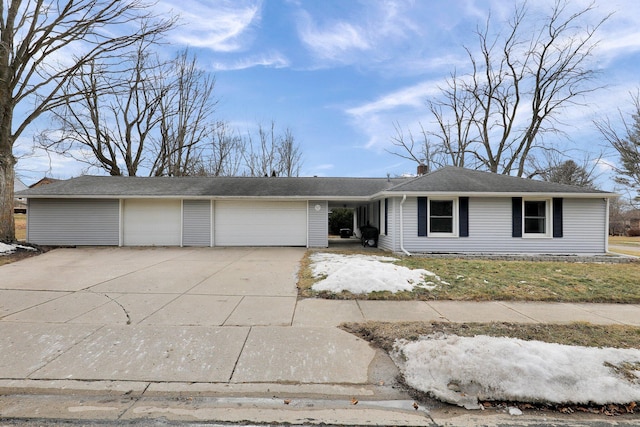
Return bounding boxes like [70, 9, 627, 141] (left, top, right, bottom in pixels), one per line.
[392, 334, 640, 409]
[310, 253, 439, 294]
[0, 242, 36, 255]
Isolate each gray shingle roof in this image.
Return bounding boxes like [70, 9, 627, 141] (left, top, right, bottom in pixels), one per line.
[17, 167, 613, 199]
[17, 175, 406, 198]
[386, 167, 612, 195]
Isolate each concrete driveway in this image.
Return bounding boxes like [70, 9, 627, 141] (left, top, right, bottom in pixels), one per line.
[0, 247, 383, 387]
[1, 247, 302, 326]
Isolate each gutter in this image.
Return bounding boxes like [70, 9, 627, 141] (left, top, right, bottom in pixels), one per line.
[399, 194, 411, 256]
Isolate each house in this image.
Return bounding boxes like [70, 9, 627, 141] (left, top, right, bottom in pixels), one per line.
[14, 177, 28, 213]
[29, 177, 60, 188]
[13, 176, 61, 214]
[16, 167, 615, 254]
[625, 209, 640, 235]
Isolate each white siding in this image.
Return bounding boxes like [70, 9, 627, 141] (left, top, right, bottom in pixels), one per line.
[183, 200, 211, 247]
[394, 197, 607, 254]
[308, 201, 328, 248]
[27, 199, 119, 246]
[123, 199, 181, 246]
[377, 198, 396, 252]
[215, 200, 307, 246]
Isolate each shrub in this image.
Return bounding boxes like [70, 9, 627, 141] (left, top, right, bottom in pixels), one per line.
[627, 228, 640, 237]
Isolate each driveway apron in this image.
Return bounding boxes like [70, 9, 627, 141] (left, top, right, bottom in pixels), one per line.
[0, 247, 376, 386]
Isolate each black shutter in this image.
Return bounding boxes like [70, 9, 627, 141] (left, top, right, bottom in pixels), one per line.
[459, 197, 469, 237]
[384, 198, 388, 236]
[553, 198, 563, 238]
[418, 197, 428, 236]
[512, 197, 522, 238]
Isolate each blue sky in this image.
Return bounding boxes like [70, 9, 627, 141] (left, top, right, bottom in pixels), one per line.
[15, 0, 640, 188]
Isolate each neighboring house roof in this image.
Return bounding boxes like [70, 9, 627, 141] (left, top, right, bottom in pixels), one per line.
[17, 175, 406, 199]
[16, 167, 615, 200]
[14, 178, 27, 195]
[29, 177, 60, 188]
[384, 167, 613, 197]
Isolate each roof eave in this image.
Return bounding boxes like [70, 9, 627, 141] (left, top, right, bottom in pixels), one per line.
[21, 194, 378, 200]
[373, 190, 618, 199]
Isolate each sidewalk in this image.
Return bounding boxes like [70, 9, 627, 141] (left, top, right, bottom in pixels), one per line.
[2, 299, 639, 425]
[293, 299, 640, 326]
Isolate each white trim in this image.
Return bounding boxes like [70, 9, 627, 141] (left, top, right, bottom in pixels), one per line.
[399, 195, 411, 256]
[210, 199, 214, 247]
[306, 200, 310, 249]
[180, 199, 184, 247]
[522, 198, 552, 238]
[374, 191, 617, 199]
[118, 199, 123, 247]
[605, 197, 610, 253]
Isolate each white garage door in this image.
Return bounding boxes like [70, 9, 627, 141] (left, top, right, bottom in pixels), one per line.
[123, 199, 182, 246]
[215, 200, 307, 246]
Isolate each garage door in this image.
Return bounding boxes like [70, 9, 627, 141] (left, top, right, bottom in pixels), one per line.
[215, 200, 307, 246]
[123, 199, 181, 246]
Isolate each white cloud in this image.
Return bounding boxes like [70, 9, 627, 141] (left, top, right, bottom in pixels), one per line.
[346, 81, 440, 119]
[163, 0, 262, 52]
[343, 80, 444, 150]
[294, 1, 431, 67]
[212, 51, 289, 71]
[298, 13, 370, 62]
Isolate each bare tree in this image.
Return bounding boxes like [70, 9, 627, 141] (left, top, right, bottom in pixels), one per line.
[244, 122, 279, 177]
[40, 39, 166, 176]
[152, 49, 217, 177]
[0, 0, 174, 241]
[196, 121, 246, 177]
[278, 128, 302, 177]
[386, 119, 464, 172]
[608, 192, 632, 235]
[390, 0, 608, 177]
[595, 92, 640, 202]
[243, 122, 303, 177]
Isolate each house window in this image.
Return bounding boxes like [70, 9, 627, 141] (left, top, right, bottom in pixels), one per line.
[429, 199, 457, 236]
[523, 200, 550, 236]
[418, 197, 463, 237]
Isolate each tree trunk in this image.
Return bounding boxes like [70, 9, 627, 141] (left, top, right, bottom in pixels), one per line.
[0, 145, 16, 242]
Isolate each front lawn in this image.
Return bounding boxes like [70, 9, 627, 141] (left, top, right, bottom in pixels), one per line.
[610, 235, 640, 247]
[298, 250, 640, 303]
[342, 321, 640, 352]
[14, 213, 26, 241]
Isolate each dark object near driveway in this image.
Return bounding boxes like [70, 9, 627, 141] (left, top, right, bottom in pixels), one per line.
[340, 228, 352, 238]
[360, 225, 379, 247]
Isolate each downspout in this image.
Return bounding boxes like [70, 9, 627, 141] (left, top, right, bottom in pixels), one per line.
[605, 198, 610, 253]
[399, 194, 411, 256]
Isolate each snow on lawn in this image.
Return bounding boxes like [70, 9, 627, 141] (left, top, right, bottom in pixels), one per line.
[310, 253, 439, 294]
[0, 242, 36, 255]
[392, 334, 640, 409]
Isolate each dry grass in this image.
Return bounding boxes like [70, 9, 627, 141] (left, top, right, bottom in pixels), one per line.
[0, 214, 36, 266]
[298, 250, 640, 303]
[610, 236, 640, 246]
[14, 213, 26, 241]
[341, 321, 640, 352]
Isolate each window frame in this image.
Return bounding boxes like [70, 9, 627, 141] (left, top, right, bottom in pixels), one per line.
[522, 198, 552, 238]
[427, 197, 458, 237]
